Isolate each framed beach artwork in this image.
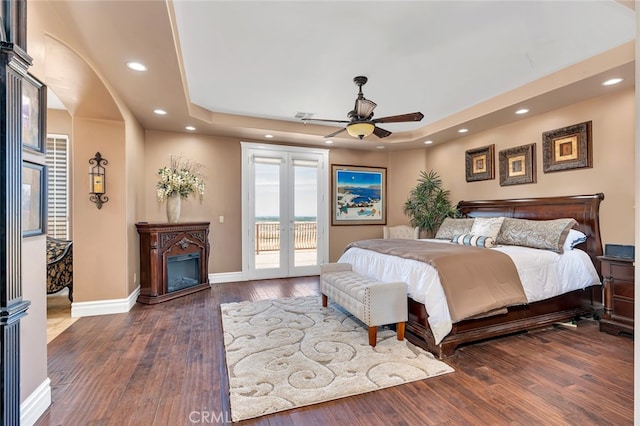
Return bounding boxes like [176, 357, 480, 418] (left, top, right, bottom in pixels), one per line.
[331, 164, 386, 225]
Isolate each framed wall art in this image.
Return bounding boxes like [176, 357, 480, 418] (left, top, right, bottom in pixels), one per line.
[499, 143, 536, 186]
[542, 121, 592, 173]
[465, 144, 495, 182]
[331, 164, 386, 225]
[22, 73, 46, 153]
[22, 161, 47, 237]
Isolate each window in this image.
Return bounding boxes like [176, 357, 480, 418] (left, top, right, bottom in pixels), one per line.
[46, 134, 70, 239]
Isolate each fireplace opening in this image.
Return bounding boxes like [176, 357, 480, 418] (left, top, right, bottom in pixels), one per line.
[167, 252, 201, 293]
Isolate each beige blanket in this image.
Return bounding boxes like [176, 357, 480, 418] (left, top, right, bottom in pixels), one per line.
[345, 239, 527, 323]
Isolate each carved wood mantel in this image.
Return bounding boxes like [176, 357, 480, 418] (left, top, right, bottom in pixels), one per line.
[136, 222, 211, 304]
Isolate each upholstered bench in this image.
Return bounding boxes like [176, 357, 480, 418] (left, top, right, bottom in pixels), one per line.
[320, 263, 408, 347]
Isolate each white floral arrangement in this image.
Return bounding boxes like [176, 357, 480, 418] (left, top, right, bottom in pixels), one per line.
[156, 154, 206, 203]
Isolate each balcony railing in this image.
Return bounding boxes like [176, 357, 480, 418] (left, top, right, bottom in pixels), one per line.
[255, 221, 317, 253]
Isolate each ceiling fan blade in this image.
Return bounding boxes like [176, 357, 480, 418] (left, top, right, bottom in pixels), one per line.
[324, 127, 347, 138]
[372, 112, 424, 124]
[373, 126, 392, 138]
[302, 118, 351, 124]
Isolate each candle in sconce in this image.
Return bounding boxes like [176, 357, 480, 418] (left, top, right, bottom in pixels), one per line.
[92, 174, 104, 194]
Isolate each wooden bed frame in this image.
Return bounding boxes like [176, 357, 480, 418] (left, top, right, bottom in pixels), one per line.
[405, 193, 605, 359]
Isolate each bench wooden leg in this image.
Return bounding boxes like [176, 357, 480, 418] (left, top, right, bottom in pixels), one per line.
[321, 294, 328, 307]
[397, 322, 405, 341]
[368, 326, 377, 347]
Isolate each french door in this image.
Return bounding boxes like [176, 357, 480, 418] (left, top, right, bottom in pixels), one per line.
[241, 142, 329, 279]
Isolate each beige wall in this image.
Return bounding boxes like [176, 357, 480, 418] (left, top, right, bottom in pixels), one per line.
[20, 236, 47, 402]
[73, 118, 129, 301]
[327, 149, 389, 261]
[143, 84, 634, 267]
[143, 131, 243, 273]
[29, 0, 145, 303]
[386, 149, 429, 225]
[20, 147, 48, 402]
[412, 88, 634, 247]
[124, 108, 146, 294]
[47, 109, 73, 135]
[332, 89, 634, 258]
[142, 136, 400, 267]
[22, 0, 147, 410]
[19, 0, 637, 414]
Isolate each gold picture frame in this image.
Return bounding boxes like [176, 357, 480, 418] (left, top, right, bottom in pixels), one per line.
[542, 121, 592, 173]
[465, 144, 495, 182]
[499, 143, 536, 186]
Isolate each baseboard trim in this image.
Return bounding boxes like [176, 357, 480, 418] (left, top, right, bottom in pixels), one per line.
[69, 273, 249, 317]
[209, 271, 245, 284]
[71, 286, 141, 317]
[21, 378, 51, 426]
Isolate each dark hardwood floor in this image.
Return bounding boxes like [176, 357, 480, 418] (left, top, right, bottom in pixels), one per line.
[36, 277, 633, 425]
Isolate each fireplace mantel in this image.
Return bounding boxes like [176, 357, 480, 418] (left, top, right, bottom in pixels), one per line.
[136, 222, 211, 304]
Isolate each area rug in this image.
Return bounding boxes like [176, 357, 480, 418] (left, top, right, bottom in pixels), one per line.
[220, 295, 454, 422]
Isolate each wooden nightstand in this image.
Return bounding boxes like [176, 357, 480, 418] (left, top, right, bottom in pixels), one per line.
[598, 256, 634, 336]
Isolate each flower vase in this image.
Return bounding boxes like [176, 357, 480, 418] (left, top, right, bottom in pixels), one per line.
[166, 194, 181, 223]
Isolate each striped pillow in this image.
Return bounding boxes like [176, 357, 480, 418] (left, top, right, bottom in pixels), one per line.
[452, 233, 496, 248]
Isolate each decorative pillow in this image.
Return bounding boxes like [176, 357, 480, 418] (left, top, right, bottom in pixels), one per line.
[496, 218, 577, 253]
[434, 218, 475, 240]
[452, 233, 496, 248]
[563, 229, 587, 251]
[470, 217, 505, 240]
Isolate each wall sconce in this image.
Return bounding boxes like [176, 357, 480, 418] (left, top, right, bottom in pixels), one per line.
[89, 152, 109, 209]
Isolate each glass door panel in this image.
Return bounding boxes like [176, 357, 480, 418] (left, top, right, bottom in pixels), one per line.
[242, 142, 328, 280]
[253, 157, 283, 272]
[293, 159, 318, 268]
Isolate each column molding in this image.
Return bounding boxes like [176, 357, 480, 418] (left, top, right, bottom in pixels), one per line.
[0, 1, 32, 423]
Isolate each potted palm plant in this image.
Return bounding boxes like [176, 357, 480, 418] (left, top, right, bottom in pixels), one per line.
[403, 170, 459, 238]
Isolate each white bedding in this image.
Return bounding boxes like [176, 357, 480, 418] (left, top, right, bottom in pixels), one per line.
[337, 239, 601, 344]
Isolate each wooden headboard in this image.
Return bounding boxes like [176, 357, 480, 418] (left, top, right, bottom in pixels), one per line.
[457, 193, 604, 275]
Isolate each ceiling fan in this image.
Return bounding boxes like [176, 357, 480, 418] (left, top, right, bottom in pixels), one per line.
[301, 76, 424, 139]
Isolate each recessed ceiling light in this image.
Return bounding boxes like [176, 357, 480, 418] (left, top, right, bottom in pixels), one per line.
[376, 146, 385, 149]
[458, 128, 468, 133]
[185, 126, 196, 131]
[153, 109, 167, 115]
[264, 134, 274, 138]
[325, 140, 333, 144]
[126, 61, 147, 72]
[515, 108, 529, 115]
[424, 140, 433, 145]
[602, 78, 623, 86]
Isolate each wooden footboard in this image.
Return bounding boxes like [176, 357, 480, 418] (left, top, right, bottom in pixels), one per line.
[406, 193, 604, 359]
[406, 288, 597, 359]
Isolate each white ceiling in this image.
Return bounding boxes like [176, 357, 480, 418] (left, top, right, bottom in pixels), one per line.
[45, 1, 635, 151]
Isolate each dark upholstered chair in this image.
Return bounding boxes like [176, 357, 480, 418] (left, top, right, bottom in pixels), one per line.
[46, 237, 73, 302]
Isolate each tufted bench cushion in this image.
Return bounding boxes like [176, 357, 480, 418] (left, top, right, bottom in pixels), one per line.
[320, 262, 407, 346]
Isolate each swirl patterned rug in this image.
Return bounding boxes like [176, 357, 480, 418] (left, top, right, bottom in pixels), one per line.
[220, 295, 454, 422]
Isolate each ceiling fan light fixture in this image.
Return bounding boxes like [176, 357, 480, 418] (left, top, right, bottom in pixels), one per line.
[356, 98, 377, 118]
[346, 122, 375, 139]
